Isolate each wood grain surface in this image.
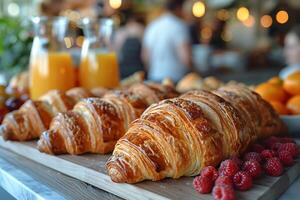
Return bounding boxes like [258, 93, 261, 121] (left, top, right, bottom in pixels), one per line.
[0, 137, 299, 200]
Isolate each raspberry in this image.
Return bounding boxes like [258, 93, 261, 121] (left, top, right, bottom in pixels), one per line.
[264, 157, 283, 177]
[261, 149, 277, 161]
[230, 156, 243, 168]
[201, 166, 219, 181]
[213, 185, 235, 200]
[278, 143, 299, 158]
[193, 176, 213, 194]
[215, 176, 233, 187]
[243, 152, 262, 163]
[278, 150, 294, 166]
[233, 171, 253, 191]
[219, 159, 239, 178]
[251, 143, 265, 153]
[271, 142, 283, 151]
[264, 136, 280, 148]
[242, 160, 262, 179]
[280, 137, 296, 144]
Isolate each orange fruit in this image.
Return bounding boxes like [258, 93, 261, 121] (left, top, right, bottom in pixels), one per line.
[283, 72, 300, 95]
[255, 83, 288, 103]
[268, 76, 283, 86]
[269, 101, 290, 115]
[286, 95, 300, 115]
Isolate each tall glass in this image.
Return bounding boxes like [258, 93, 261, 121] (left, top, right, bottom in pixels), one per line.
[29, 17, 76, 100]
[79, 18, 120, 89]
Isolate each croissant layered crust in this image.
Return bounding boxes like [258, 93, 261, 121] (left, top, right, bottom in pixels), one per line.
[106, 85, 286, 183]
[0, 87, 104, 141]
[37, 83, 179, 155]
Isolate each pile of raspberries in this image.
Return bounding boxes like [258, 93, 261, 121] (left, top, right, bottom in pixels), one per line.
[193, 136, 299, 200]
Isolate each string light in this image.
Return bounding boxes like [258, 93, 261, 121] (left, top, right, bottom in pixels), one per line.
[243, 15, 255, 27]
[236, 7, 249, 22]
[260, 15, 273, 28]
[109, 0, 122, 9]
[192, 1, 206, 18]
[276, 10, 289, 24]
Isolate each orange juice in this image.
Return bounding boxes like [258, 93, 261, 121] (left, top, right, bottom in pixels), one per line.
[30, 52, 76, 100]
[79, 52, 120, 89]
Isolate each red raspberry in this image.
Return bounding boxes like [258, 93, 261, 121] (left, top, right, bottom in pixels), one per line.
[278, 150, 294, 166]
[193, 176, 213, 194]
[271, 142, 283, 151]
[278, 143, 299, 158]
[233, 171, 253, 191]
[280, 137, 296, 144]
[251, 143, 265, 153]
[215, 176, 233, 187]
[261, 149, 277, 161]
[243, 152, 262, 163]
[213, 185, 235, 200]
[264, 157, 283, 177]
[219, 160, 239, 178]
[201, 166, 219, 181]
[230, 156, 243, 168]
[242, 160, 262, 179]
[264, 136, 280, 148]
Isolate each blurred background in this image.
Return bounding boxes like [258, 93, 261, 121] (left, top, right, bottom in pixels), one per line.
[0, 0, 300, 83]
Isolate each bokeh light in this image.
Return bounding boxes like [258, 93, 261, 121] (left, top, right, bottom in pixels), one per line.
[109, 0, 122, 9]
[217, 9, 230, 21]
[276, 10, 289, 24]
[236, 7, 249, 22]
[64, 37, 73, 48]
[243, 15, 255, 27]
[201, 26, 212, 41]
[260, 15, 273, 28]
[7, 3, 20, 17]
[192, 1, 206, 18]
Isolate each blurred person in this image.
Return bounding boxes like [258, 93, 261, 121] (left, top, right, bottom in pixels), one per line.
[280, 25, 300, 79]
[142, 0, 192, 82]
[113, 10, 145, 78]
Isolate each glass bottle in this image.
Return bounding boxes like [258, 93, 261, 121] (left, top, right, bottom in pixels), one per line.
[79, 18, 120, 89]
[29, 16, 76, 100]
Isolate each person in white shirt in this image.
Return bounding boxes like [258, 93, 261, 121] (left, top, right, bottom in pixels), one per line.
[279, 25, 300, 79]
[142, 0, 192, 82]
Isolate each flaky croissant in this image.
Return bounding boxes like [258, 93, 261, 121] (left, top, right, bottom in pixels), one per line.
[37, 83, 179, 155]
[106, 85, 286, 183]
[0, 87, 105, 141]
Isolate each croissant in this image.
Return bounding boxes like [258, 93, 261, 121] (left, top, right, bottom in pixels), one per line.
[37, 83, 179, 155]
[106, 85, 286, 183]
[0, 87, 104, 141]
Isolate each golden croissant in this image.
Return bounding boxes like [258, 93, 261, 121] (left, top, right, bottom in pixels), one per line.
[37, 83, 179, 155]
[0, 87, 106, 141]
[106, 85, 286, 183]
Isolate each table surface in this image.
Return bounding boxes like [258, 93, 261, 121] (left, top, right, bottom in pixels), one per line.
[0, 146, 299, 200]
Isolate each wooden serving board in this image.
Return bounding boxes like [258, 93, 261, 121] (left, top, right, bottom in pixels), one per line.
[0, 137, 299, 200]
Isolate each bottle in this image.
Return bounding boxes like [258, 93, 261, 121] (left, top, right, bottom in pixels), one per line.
[79, 18, 120, 89]
[29, 16, 76, 100]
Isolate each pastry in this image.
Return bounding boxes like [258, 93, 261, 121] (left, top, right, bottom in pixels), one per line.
[0, 87, 104, 141]
[37, 83, 179, 155]
[106, 85, 286, 183]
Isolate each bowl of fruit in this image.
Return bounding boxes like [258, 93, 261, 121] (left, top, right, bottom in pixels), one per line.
[255, 72, 300, 134]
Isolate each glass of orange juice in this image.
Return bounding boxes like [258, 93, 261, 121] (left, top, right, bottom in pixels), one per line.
[29, 17, 76, 100]
[79, 18, 120, 89]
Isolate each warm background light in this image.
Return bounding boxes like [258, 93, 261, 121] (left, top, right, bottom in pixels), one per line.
[243, 15, 255, 27]
[109, 0, 122, 9]
[201, 26, 212, 41]
[192, 1, 206, 18]
[276, 10, 289, 24]
[260, 15, 273, 28]
[217, 9, 230, 21]
[236, 7, 249, 22]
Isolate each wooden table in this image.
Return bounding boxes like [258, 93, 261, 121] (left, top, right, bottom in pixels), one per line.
[0, 146, 299, 200]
